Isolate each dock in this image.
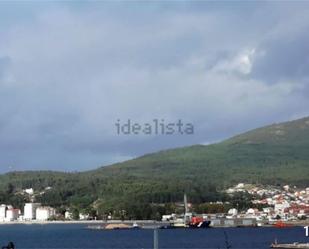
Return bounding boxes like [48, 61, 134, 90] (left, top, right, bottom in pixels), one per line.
[270, 243, 309, 249]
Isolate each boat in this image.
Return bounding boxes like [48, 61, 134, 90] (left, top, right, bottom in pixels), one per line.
[188, 216, 211, 228]
[270, 239, 309, 249]
[273, 220, 292, 228]
[104, 223, 131, 230]
[160, 194, 211, 229]
[88, 222, 141, 230]
[132, 222, 140, 229]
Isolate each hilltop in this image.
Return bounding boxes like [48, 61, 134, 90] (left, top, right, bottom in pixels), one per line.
[92, 116, 309, 186]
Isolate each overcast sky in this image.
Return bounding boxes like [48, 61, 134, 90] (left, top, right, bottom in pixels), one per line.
[0, 2, 309, 172]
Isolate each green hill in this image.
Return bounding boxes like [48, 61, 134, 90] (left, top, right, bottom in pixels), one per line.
[92, 116, 309, 186]
[0, 117, 308, 218]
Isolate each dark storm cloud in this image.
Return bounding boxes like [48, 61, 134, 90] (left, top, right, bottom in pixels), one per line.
[251, 28, 309, 84]
[0, 2, 309, 172]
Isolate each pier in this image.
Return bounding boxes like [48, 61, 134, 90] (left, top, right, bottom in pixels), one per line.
[271, 243, 309, 249]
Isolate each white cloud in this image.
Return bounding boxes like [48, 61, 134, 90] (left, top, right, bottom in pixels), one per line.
[211, 48, 256, 75]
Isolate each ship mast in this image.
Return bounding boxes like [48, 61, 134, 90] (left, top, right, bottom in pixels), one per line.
[184, 193, 190, 225]
[184, 193, 188, 214]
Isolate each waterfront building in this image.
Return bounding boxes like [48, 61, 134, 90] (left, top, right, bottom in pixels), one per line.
[0, 204, 7, 221]
[65, 211, 73, 220]
[5, 208, 20, 221]
[24, 203, 41, 220]
[79, 213, 89, 220]
[162, 214, 176, 221]
[36, 207, 56, 221]
[227, 208, 238, 218]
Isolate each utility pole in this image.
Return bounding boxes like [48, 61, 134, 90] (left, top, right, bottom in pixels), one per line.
[153, 229, 159, 249]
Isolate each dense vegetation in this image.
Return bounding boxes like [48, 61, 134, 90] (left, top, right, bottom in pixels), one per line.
[0, 117, 308, 219]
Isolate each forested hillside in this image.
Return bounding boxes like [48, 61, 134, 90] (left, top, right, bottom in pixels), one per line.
[0, 117, 308, 219]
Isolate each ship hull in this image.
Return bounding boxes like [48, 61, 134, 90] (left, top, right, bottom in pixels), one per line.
[160, 221, 211, 229]
[189, 220, 211, 228]
[271, 243, 309, 249]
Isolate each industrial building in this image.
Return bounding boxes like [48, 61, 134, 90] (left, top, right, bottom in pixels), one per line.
[24, 203, 41, 220]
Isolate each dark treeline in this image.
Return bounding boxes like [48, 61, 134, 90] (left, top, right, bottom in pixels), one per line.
[0, 172, 258, 220]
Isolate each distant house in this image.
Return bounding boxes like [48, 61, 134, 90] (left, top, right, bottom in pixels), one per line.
[274, 202, 290, 214]
[227, 208, 238, 218]
[24, 188, 34, 195]
[65, 211, 73, 220]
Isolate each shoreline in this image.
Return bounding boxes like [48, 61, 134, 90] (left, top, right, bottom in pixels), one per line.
[0, 220, 307, 227]
[0, 220, 160, 225]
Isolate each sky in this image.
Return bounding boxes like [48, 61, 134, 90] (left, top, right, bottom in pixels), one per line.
[0, 1, 309, 172]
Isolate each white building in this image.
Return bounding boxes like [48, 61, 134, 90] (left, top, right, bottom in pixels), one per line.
[24, 188, 34, 195]
[246, 208, 256, 215]
[36, 207, 56, 221]
[65, 211, 73, 220]
[274, 202, 290, 214]
[5, 209, 20, 221]
[79, 213, 89, 220]
[263, 207, 273, 214]
[24, 203, 41, 220]
[0, 204, 7, 221]
[236, 183, 245, 189]
[162, 214, 176, 221]
[227, 208, 238, 218]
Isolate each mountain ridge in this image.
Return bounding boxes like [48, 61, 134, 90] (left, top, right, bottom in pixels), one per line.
[0, 116, 308, 216]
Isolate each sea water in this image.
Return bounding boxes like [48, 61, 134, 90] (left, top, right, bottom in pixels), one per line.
[0, 224, 308, 249]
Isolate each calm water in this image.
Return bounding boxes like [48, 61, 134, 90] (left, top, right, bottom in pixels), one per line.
[0, 224, 308, 249]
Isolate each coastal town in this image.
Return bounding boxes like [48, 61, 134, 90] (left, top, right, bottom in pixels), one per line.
[0, 184, 308, 226]
[224, 183, 309, 225]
